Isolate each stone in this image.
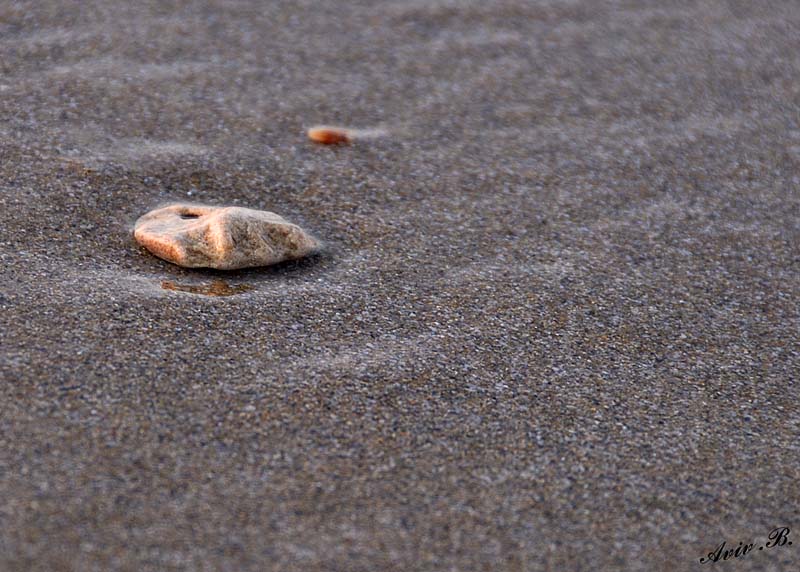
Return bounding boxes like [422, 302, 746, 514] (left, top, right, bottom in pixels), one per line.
[307, 125, 351, 144]
[307, 125, 388, 144]
[133, 203, 320, 269]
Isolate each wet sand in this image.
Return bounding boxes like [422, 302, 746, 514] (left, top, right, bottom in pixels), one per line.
[1, 1, 799, 570]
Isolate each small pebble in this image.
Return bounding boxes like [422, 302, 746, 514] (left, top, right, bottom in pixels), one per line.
[307, 126, 351, 144]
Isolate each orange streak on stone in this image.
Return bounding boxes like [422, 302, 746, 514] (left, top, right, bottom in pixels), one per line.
[134, 229, 183, 265]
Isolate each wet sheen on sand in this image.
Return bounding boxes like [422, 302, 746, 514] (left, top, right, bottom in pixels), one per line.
[160, 280, 253, 297]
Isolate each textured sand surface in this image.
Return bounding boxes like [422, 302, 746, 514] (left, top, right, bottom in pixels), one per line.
[1, 1, 799, 570]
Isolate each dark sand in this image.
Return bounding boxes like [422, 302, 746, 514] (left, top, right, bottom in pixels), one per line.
[1, 1, 799, 570]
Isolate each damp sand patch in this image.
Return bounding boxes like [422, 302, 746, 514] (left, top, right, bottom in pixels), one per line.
[160, 279, 253, 297]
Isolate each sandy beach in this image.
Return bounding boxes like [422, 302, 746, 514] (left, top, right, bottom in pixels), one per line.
[1, 0, 799, 570]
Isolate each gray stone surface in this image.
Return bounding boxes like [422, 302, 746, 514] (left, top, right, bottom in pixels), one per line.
[0, 1, 798, 571]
